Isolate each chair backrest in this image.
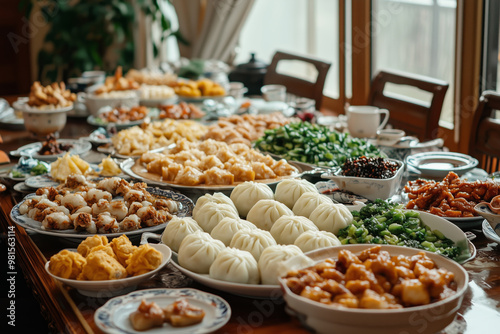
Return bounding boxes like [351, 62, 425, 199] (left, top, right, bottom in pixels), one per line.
[468, 91, 500, 173]
[264, 51, 331, 110]
[368, 70, 449, 141]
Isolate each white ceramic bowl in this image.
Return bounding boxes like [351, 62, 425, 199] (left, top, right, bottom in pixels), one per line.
[279, 244, 469, 334]
[79, 90, 139, 116]
[377, 129, 405, 146]
[474, 203, 500, 236]
[13, 99, 71, 136]
[321, 159, 404, 201]
[45, 243, 171, 297]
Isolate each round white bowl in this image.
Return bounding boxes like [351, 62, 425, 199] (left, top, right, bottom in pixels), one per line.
[45, 243, 172, 297]
[279, 244, 469, 334]
[321, 159, 404, 201]
[79, 90, 139, 116]
[13, 99, 71, 136]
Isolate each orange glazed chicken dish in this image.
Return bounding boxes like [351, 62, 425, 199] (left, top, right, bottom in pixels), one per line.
[283, 246, 457, 309]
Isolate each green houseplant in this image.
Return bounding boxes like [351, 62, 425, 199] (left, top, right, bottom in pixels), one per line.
[20, 0, 184, 82]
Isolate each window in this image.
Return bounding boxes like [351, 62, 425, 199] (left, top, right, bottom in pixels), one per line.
[372, 0, 457, 126]
[236, 0, 340, 98]
[481, 0, 500, 93]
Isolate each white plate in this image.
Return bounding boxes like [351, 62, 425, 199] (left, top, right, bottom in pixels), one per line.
[120, 158, 303, 191]
[170, 253, 281, 298]
[9, 139, 92, 162]
[10, 187, 194, 240]
[94, 288, 231, 334]
[406, 152, 478, 178]
[482, 220, 500, 244]
[46, 244, 171, 297]
[0, 108, 24, 130]
[24, 174, 60, 188]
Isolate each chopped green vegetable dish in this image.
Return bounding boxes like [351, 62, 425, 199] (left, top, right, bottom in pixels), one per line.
[337, 199, 460, 260]
[254, 122, 382, 167]
[31, 162, 48, 175]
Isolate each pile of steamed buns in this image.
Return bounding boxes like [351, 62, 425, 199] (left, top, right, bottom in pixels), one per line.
[162, 178, 354, 286]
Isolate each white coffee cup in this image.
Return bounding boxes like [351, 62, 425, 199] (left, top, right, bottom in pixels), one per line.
[261, 84, 286, 102]
[346, 106, 390, 138]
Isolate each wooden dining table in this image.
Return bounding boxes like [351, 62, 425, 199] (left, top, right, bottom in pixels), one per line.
[1, 102, 500, 334]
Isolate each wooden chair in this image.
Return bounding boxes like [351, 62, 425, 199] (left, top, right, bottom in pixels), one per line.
[264, 50, 331, 110]
[468, 91, 500, 173]
[368, 70, 449, 141]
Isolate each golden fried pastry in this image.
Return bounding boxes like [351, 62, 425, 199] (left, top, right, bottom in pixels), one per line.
[110, 234, 138, 266]
[87, 244, 117, 260]
[48, 249, 86, 279]
[78, 250, 127, 281]
[77, 235, 109, 257]
[126, 244, 163, 276]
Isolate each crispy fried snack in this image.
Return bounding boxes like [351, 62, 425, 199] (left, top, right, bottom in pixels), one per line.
[126, 244, 162, 276]
[78, 250, 127, 280]
[95, 66, 140, 94]
[28, 81, 76, 108]
[77, 235, 109, 257]
[48, 249, 86, 279]
[87, 244, 117, 260]
[110, 234, 138, 267]
[172, 78, 225, 97]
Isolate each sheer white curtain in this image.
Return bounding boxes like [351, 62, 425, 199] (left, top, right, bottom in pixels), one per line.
[172, 0, 255, 62]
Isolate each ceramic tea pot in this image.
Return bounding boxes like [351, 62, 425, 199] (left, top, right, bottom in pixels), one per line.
[228, 53, 267, 96]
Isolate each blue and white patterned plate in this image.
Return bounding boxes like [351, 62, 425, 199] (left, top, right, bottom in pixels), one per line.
[94, 288, 231, 334]
[10, 187, 193, 240]
[24, 174, 60, 188]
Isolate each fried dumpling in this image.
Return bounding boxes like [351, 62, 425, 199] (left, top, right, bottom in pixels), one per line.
[78, 250, 127, 281]
[110, 235, 138, 267]
[126, 244, 163, 276]
[48, 250, 86, 279]
[77, 235, 109, 257]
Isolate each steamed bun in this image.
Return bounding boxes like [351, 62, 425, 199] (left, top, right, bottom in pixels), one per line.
[48, 250, 86, 279]
[230, 181, 274, 217]
[209, 248, 259, 284]
[309, 203, 353, 234]
[126, 244, 163, 276]
[230, 228, 276, 261]
[292, 192, 334, 217]
[178, 231, 225, 274]
[275, 179, 318, 209]
[211, 217, 257, 246]
[192, 192, 237, 217]
[258, 245, 303, 285]
[161, 216, 203, 252]
[246, 199, 293, 231]
[270, 215, 318, 245]
[193, 202, 239, 233]
[294, 230, 341, 252]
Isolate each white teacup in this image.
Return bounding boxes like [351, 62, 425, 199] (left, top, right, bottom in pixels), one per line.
[261, 84, 286, 102]
[346, 106, 390, 138]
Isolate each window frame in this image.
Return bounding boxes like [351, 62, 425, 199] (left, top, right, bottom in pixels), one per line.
[322, 0, 484, 153]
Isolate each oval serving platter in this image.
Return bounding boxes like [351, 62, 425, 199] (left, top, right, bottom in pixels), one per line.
[10, 187, 193, 240]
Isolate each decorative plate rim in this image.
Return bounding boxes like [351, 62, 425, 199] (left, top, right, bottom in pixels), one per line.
[94, 288, 231, 334]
